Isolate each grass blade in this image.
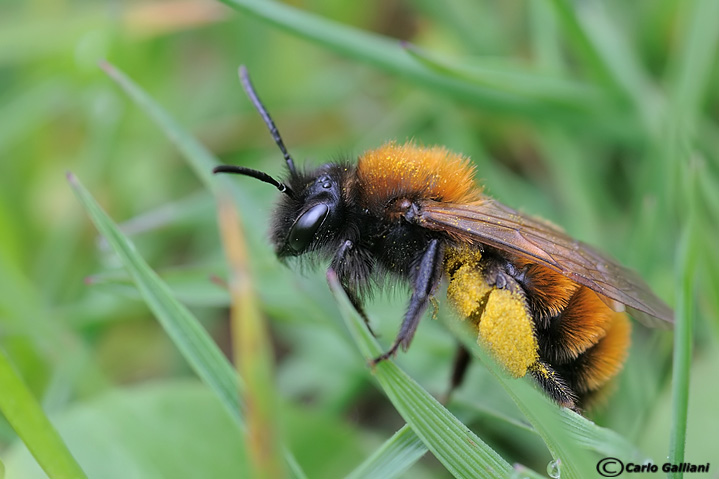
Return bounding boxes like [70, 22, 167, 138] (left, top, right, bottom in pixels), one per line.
[99, 61, 218, 190]
[662, 2, 714, 471]
[402, 43, 602, 109]
[442, 319, 597, 479]
[557, 409, 645, 461]
[68, 173, 243, 424]
[99, 62, 307, 479]
[0, 348, 88, 479]
[544, 0, 617, 90]
[327, 270, 511, 479]
[666, 0, 719, 131]
[547, 0, 660, 133]
[344, 424, 427, 479]
[69, 173, 308, 479]
[214, 0, 603, 123]
[668, 165, 699, 478]
[217, 195, 285, 479]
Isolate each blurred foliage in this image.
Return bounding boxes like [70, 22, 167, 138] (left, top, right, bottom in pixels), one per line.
[0, 0, 718, 477]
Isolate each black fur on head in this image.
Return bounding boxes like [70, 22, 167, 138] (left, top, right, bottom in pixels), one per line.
[270, 163, 353, 258]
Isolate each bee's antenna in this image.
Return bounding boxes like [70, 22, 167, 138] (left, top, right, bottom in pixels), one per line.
[239, 65, 298, 177]
[213, 165, 294, 198]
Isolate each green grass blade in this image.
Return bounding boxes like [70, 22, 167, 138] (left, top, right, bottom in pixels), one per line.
[99, 61, 218, 190]
[327, 271, 511, 479]
[402, 43, 602, 109]
[68, 173, 243, 425]
[0, 348, 88, 479]
[442, 319, 597, 479]
[662, 2, 714, 472]
[69, 174, 308, 479]
[668, 167, 699, 478]
[510, 464, 550, 479]
[344, 424, 427, 479]
[557, 409, 645, 461]
[544, 0, 617, 90]
[214, 0, 595, 122]
[98, 62, 310, 477]
[459, 391, 644, 461]
[547, 0, 659, 131]
[496, 385, 593, 479]
[666, 0, 719, 131]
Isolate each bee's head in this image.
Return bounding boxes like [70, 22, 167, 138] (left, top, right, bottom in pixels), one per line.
[269, 163, 348, 258]
[213, 66, 346, 258]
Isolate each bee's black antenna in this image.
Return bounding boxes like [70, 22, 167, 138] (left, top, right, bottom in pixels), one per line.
[213, 165, 294, 197]
[238, 65, 298, 177]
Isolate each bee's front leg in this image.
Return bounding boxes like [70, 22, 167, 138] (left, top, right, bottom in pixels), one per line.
[330, 239, 376, 336]
[372, 239, 444, 365]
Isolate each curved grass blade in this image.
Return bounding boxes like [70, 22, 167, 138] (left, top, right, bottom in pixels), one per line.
[99, 61, 218, 190]
[98, 62, 268, 244]
[556, 409, 645, 462]
[215, 0, 603, 123]
[0, 348, 87, 479]
[344, 424, 426, 479]
[442, 319, 607, 479]
[327, 270, 511, 479]
[402, 43, 602, 109]
[68, 173, 306, 479]
[456, 395, 643, 461]
[343, 381, 640, 479]
[68, 173, 243, 422]
[99, 61, 314, 477]
[546, 0, 660, 133]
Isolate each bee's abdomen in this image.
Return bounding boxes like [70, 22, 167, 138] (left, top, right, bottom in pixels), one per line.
[536, 288, 631, 408]
[535, 286, 623, 364]
[445, 246, 631, 410]
[502, 256, 631, 408]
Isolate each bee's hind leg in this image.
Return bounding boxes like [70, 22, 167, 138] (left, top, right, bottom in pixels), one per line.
[441, 343, 471, 404]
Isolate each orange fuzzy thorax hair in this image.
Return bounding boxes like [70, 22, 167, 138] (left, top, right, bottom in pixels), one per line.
[356, 142, 481, 211]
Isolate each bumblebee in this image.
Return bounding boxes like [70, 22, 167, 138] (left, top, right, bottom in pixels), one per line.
[215, 66, 673, 410]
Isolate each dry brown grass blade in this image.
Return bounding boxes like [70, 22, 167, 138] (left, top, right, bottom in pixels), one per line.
[217, 194, 285, 479]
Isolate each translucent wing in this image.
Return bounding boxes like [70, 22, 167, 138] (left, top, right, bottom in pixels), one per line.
[418, 199, 673, 327]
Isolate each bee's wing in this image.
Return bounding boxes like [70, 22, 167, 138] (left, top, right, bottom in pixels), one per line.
[418, 199, 673, 327]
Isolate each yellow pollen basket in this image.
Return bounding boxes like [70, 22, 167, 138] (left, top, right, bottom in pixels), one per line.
[447, 266, 491, 321]
[445, 247, 539, 378]
[477, 288, 538, 377]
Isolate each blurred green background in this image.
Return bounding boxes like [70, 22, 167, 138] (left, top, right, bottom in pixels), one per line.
[1, 0, 718, 477]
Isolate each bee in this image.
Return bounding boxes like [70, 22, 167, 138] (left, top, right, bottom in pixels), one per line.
[215, 66, 673, 411]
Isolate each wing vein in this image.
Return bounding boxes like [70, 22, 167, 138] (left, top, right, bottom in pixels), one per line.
[418, 199, 673, 326]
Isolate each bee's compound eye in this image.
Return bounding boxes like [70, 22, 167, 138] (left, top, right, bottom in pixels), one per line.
[288, 203, 329, 253]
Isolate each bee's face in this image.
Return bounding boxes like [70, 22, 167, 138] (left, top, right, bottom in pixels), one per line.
[272, 164, 347, 258]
